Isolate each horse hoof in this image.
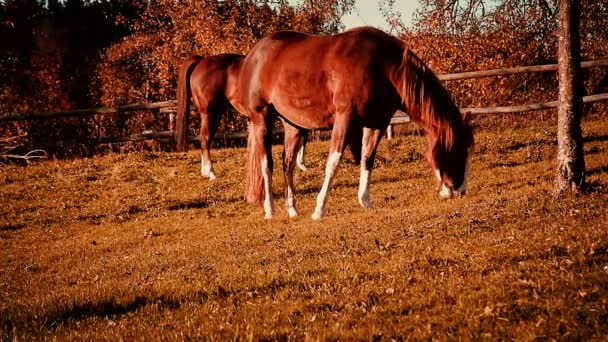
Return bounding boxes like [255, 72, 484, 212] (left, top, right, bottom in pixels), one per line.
[360, 201, 373, 209]
[287, 208, 298, 218]
[265, 213, 274, 220]
[297, 164, 308, 172]
[201, 163, 217, 180]
[358, 196, 373, 209]
[311, 209, 324, 220]
[201, 171, 217, 180]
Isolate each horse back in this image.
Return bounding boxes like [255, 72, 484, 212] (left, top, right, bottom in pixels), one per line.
[190, 53, 244, 111]
[240, 27, 405, 129]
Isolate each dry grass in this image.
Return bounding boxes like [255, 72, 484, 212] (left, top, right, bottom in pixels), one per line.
[1, 114, 608, 341]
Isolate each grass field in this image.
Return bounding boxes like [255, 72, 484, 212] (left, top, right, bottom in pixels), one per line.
[1, 114, 608, 340]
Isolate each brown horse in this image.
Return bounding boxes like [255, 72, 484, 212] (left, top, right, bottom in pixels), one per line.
[240, 27, 474, 220]
[175, 53, 309, 180]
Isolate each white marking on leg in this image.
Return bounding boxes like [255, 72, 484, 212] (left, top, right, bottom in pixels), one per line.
[285, 181, 298, 217]
[296, 139, 307, 172]
[312, 151, 342, 220]
[358, 163, 372, 209]
[261, 156, 274, 219]
[285, 164, 298, 218]
[200, 158, 217, 180]
[358, 128, 377, 210]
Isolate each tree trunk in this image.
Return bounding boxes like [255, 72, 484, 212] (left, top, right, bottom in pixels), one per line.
[555, 0, 585, 192]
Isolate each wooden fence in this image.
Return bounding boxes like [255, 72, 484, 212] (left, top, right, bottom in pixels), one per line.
[2, 59, 607, 144]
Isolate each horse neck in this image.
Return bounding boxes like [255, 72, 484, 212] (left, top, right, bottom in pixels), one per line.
[395, 56, 459, 149]
[414, 101, 458, 150]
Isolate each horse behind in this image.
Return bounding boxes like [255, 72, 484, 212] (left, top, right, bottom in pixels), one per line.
[175, 53, 309, 180]
[239, 27, 474, 220]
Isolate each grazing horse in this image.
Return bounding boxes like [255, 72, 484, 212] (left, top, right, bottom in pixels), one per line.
[240, 27, 474, 220]
[175, 53, 309, 180]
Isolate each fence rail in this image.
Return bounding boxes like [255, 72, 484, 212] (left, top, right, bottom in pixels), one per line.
[461, 93, 608, 115]
[2, 59, 607, 144]
[438, 59, 608, 81]
[0, 101, 176, 123]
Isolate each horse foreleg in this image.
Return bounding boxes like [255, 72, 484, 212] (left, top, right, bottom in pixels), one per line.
[296, 133, 308, 172]
[312, 120, 349, 220]
[358, 127, 384, 209]
[282, 124, 303, 217]
[261, 152, 274, 219]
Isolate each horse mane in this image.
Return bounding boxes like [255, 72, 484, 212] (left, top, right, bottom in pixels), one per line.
[398, 49, 462, 150]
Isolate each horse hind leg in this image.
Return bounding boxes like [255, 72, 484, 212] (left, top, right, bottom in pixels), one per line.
[199, 108, 221, 180]
[246, 111, 276, 219]
[358, 127, 385, 209]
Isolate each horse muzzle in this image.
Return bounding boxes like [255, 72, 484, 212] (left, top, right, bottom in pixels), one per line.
[439, 183, 466, 199]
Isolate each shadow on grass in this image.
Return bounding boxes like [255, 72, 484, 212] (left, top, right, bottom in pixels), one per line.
[502, 303, 548, 323]
[586, 146, 606, 155]
[293, 174, 405, 197]
[498, 139, 555, 153]
[167, 199, 209, 211]
[495, 134, 605, 157]
[587, 164, 608, 176]
[0, 223, 27, 231]
[583, 180, 608, 194]
[51, 295, 181, 321]
[1, 290, 209, 336]
[76, 214, 107, 225]
[583, 134, 608, 144]
[11, 276, 324, 335]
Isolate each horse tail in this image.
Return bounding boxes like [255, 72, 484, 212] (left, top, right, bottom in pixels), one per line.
[246, 122, 264, 206]
[175, 55, 203, 152]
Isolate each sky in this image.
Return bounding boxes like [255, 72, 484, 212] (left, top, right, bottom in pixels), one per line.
[341, 0, 419, 31]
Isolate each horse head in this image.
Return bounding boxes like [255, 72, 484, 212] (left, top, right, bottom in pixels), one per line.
[426, 111, 474, 199]
[399, 49, 474, 199]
